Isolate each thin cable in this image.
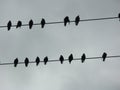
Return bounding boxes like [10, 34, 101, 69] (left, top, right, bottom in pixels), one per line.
[0, 16, 119, 29]
[0, 55, 120, 66]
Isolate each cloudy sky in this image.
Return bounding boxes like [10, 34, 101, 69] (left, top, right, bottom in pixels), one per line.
[0, 0, 120, 90]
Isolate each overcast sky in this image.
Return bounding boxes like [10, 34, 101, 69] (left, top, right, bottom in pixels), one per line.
[0, 0, 120, 90]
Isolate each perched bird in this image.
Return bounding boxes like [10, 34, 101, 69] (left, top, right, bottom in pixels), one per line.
[81, 53, 86, 63]
[64, 16, 70, 26]
[35, 57, 40, 66]
[118, 13, 120, 21]
[29, 19, 33, 29]
[24, 58, 29, 67]
[7, 21, 12, 31]
[75, 15, 80, 26]
[68, 54, 73, 64]
[59, 55, 64, 64]
[41, 18, 46, 28]
[102, 52, 107, 62]
[44, 56, 48, 65]
[14, 58, 19, 67]
[16, 21, 22, 28]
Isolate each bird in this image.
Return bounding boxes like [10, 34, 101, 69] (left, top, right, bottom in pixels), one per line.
[102, 52, 107, 62]
[75, 15, 80, 26]
[24, 58, 29, 67]
[118, 13, 120, 21]
[81, 53, 86, 63]
[35, 57, 40, 66]
[59, 55, 64, 64]
[29, 19, 33, 29]
[44, 56, 48, 65]
[16, 21, 22, 28]
[7, 20, 12, 31]
[68, 54, 73, 64]
[41, 18, 46, 28]
[14, 58, 18, 67]
[64, 16, 70, 26]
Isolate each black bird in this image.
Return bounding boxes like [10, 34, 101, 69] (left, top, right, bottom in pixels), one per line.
[16, 21, 22, 28]
[29, 19, 33, 29]
[14, 58, 18, 67]
[59, 55, 64, 64]
[44, 56, 48, 65]
[41, 18, 46, 28]
[75, 15, 80, 26]
[24, 58, 29, 67]
[81, 53, 86, 63]
[7, 21, 12, 31]
[102, 52, 107, 62]
[64, 16, 70, 26]
[35, 57, 40, 66]
[68, 54, 73, 64]
[118, 13, 120, 21]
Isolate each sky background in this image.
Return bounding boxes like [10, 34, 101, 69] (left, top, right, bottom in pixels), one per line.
[0, 0, 120, 90]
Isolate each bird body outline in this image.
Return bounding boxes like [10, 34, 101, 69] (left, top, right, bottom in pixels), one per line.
[59, 55, 64, 64]
[16, 21, 22, 28]
[44, 56, 48, 65]
[29, 19, 33, 29]
[81, 53, 86, 63]
[14, 58, 18, 67]
[7, 21, 12, 31]
[36, 57, 40, 66]
[75, 15, 80, 26]
[41, 18, 46, 28]
[68, 54, 73, 64]
[64, 16, 70, 26]
[24, 58, 29, 67]
[102, 52, 107, 62]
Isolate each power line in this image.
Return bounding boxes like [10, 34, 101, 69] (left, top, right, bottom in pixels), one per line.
[0, 54, 120, 67]
[1, 15, 120, 30]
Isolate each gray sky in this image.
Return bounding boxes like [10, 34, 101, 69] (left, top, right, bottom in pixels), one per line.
[0, 0, 120, 90]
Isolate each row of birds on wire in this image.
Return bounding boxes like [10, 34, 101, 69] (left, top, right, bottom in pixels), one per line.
[0, 52, 118, 67]
[4, 13, 120, 31]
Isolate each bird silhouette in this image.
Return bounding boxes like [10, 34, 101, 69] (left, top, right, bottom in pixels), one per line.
[64, 16, 70, 26]
[41, 18, 46, 28]
[75, 15, 80, 26]
[81, 53, 86, 63]
[16, 21, 22, 28]
[68, 54, 73, 64]
[7, 21, 12, 31]
[35, 57, 40, 66]
[14, 58, 18, 67]
[44, 56, 48, 65]
[102, 52, 107, 62]
[24, 58, 29, 67]
[59, 55, 64, 64]
[118, 13, 120, 21]
[29, 19, 33, 29]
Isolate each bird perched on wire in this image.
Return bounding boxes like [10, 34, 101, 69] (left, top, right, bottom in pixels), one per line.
[81, 53, 86, 63]
[35, 57, 40, 66]
[102, 52, 107, 62]
[68, 54, 73, 64]
[64, 16, 70, 26]
[44, 56, 48, 65]
[14, 58, 19, 67]
[16, 21, 22, 28]
[75, 15, 80, 26]
[24, 58, 29, 67]
[7, 20, 12, 31]
[118, 13, 120, 21]
[59, 55, 64, 64]
[29, 19, 34, 29]
[41, 18, 46, 28]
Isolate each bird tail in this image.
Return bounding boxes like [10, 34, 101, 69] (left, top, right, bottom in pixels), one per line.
[14, 64, 17, 67]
